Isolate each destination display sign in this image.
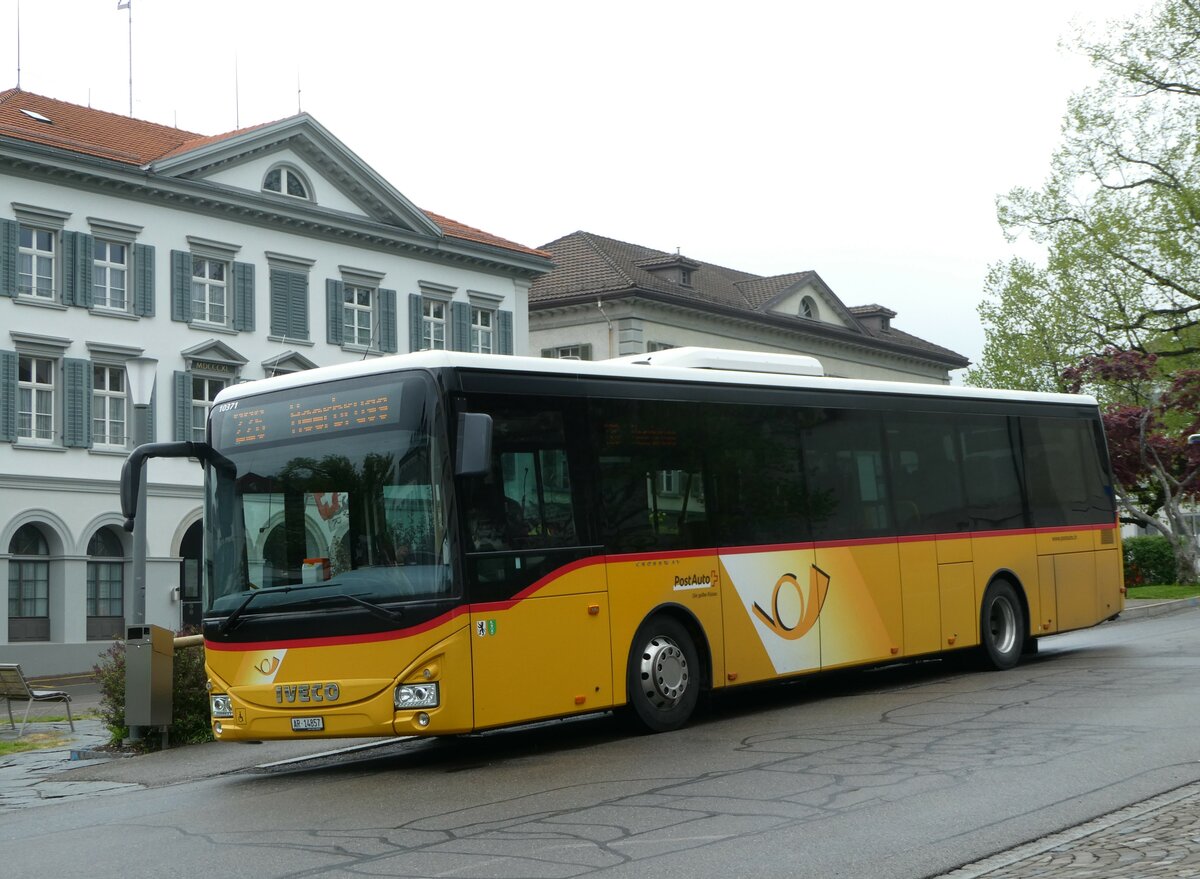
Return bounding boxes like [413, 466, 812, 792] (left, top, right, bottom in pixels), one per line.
[214, 388, 393, 448]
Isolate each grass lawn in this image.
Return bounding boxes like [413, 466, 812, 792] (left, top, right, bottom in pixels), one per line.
[1126, 583, 1200, 600]
[0, 730, 72, 755]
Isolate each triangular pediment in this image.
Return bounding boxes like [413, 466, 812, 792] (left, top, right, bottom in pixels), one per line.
[148, 115, 443, 237]
[261, 350, 318, 376]
[758, 273, 861, 331]
[181, 339, 249, 371]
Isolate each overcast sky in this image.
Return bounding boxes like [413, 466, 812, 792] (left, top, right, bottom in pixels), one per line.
[2, 0, 1153, 372]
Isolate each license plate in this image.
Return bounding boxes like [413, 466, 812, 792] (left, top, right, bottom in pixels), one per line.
[291, 716, 324, 732]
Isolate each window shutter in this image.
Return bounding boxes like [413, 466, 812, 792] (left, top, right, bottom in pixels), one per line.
[232, 261, 255, 332]
[379, 288, 397, 353]
[0, 219, 16, 298]
[173, 370, 191, 442]
[498, 310, 514, 355]
[580, 344, 593, 361]
[171, 250, 192, 323]
[64, 358, 93, 448]
[70, 232, 94, 309]
[408, 294, 423, 352]
[326, 279, 344, 345]
[540, 348, 554, 358]
[136, 385, 158, 445]
[0, 349, 16, 440]
[134, 243, 155, 317]
[451, 301, 470, 352]
[269, 269, 291, 337]
[290, 272, 309, 340]
[61, 232, 76, 306]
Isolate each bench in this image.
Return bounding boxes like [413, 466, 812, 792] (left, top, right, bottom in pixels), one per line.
[0, 663, 74, 736]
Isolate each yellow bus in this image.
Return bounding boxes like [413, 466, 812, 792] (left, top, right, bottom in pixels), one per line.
[122, 348, 1123, 739]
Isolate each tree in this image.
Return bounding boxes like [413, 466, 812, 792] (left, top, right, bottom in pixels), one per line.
[971, 0, 1200, 581]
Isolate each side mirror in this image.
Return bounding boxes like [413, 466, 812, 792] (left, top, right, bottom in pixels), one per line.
[455, 412, 493, 476]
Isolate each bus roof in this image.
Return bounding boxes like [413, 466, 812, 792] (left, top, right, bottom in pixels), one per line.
[213, 348, 1098, 409]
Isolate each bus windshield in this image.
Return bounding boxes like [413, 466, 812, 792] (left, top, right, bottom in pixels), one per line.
[204, 371, 453, 618]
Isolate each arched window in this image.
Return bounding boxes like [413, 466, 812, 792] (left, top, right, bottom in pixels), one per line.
[263, 165, 310, 200]
[8, 523, 49, 642]
[800, 296, 820, 320]
[87, 527, 125, 640]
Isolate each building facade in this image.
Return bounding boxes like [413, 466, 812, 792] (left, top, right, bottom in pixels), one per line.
[529, 231, 968, 383]
[0, 89, 550, 674]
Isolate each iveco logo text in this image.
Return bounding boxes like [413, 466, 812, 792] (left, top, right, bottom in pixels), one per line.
[275, 683, 340, 704]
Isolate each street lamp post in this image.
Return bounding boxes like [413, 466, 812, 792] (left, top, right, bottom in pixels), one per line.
[125, 356, 158, 626]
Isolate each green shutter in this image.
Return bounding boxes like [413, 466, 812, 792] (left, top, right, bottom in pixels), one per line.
[326, 279, 344, 345]
[70, 232, 94, 309]
[64, 358, 92, 448]
[451, 301, 470, 351]
[173, 370, 191, 442]
[171, 250, 191, 323]
[289, 272, 309, 340]
[379, 289, 397, 353]
[269, 269, 291, 337]
[233, 261, 255, 332]
[0, 219, 16, 298]
[61, 232, 76, 306]
[409, 293, 423, 352]
[580, 343, 593, 361]
[498, 310, 514, 355]
[134, 243, 155, 317]
[0, 349, 16, 440]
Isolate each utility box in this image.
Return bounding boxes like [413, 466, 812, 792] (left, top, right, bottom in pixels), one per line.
[125, 624, 173, 727]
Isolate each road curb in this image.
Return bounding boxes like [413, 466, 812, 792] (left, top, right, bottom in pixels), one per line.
[1118, 596, 1200, 621]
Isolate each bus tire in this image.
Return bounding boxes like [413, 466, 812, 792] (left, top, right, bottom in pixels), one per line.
[626, 614, 700, 733]
[979, 581, 1024, 671]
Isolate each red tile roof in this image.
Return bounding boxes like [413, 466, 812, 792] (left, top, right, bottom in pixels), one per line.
[0, 88, 548, 260]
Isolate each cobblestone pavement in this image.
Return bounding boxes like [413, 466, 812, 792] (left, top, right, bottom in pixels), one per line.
[935, 782, 1200, 878]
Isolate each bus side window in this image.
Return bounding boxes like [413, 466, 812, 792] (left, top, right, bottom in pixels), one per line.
[803, 409, 891, 540]
[594, 399, 711, 553]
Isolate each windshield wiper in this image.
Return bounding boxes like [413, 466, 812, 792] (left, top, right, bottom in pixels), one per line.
[214, 582, 335, 636]
[305, 593, 405, 624]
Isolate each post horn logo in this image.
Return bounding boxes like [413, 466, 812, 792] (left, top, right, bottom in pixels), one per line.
[255, 656, 281, 676]
[752, 565, 831, 640]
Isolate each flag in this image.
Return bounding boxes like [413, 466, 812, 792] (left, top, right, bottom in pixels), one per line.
[117, 1, 130, 9]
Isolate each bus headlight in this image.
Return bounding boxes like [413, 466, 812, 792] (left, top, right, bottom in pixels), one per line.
[210, 694, 234, 718]
[394, 682, 439, 710]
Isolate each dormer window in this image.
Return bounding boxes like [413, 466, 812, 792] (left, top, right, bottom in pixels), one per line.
[680, 269, 692, 287]
[263, 165, 310, 200]
[800, 296, 819, 320]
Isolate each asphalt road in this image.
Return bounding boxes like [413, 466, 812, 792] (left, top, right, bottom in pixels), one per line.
[5, 608, 1200, 879]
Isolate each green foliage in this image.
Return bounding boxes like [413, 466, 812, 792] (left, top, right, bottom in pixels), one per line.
[92, 631, 214, 750]
[1123, 534, 1178, 586]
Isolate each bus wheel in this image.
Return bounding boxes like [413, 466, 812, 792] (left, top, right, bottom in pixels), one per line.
[627, 615, 700, 733]
[980, 581, 1025, 671]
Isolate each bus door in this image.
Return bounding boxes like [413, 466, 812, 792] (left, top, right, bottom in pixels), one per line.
[803, 409, 903, 670]
[714, 405, 820, 685]
[460, 400, 612, 730]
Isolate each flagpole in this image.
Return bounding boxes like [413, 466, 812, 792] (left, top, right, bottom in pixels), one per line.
[127, 1, 133, 115]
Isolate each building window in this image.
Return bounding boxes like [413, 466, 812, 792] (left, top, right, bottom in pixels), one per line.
[343, 284, 375, 347]
[93, 365, 127, 448]
[800, 295, 819, 320]
[422, 300, 447, 350]
[18, 355, 55, 442]
[471, 307, 494, 354]
[17, 225, 55, 299]
[263, 166, 310, 200]
[647, 341, 675, 352]
[546, 344, 592, 361]
[87, 528, 124, 630]
[93, 240, 128, 311]
[680, 269, 692, 286]
[191, 257, 228, 325]
[192, 376, 226, 442]
[8, 524, 50, 642]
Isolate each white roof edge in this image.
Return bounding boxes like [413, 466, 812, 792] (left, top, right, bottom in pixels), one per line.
[609, 346, 824, 376]
[214, 349, 1098, 409]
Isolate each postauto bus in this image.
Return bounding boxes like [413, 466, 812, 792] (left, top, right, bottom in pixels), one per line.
[120, 348, 1123, 740]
